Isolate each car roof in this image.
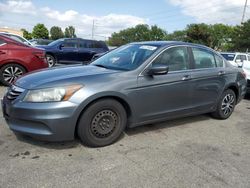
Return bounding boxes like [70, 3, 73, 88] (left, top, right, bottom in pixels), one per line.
[130, 41, 210, 49]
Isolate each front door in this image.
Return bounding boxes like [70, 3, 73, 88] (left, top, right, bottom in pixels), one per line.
[135, 46, 194, 123]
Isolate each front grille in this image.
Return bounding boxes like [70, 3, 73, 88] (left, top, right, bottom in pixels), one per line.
[6, 85, 25, 100]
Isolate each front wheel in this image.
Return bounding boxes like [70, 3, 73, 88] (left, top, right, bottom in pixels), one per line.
[211, 89, 236, 119]
[0, 64, 26, 86]
[77, 99, 127, 147]
[46, 54, 56, 67]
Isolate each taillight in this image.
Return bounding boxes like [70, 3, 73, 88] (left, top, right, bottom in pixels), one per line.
[33, 51, 45, 59]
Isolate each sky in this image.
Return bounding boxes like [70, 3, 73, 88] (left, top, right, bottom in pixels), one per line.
[0, 0, 249, 40]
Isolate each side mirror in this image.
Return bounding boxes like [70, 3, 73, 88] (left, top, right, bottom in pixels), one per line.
[59, 44, 64, 49]
[146, 64, 169, 76]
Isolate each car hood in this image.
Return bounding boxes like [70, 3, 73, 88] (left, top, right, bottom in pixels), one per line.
[14, 65, 121, 89]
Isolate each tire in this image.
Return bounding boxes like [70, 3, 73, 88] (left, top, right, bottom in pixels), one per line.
[46, 54, 56, 67]
[0, 63, 26, 86]
[77, 99, 127, 147]
[211, 89, 236, 119]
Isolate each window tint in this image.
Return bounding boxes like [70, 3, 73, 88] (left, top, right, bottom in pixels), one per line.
[235, 55, 241, 61]
[153, 46, 189, 72]
[92, 41, 103, 48]
[192, 48, 216, 69]
[242, 55, 247, 61]
[79, 40, 88, 48]
[248, 55, 250, 61]
[215, 54, 224, 67]
[63, 40, 78, 48]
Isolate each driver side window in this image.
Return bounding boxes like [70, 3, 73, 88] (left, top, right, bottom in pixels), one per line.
[152, 46, 189, 72]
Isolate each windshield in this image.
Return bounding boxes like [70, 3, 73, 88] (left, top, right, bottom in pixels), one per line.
[221, 53, 235, 61]
[92, 44, 160, 71]
[48, 39, 64, 46]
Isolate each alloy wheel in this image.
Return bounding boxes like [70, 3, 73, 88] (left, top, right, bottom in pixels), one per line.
[46, 56, 55, 67]
[3, 66, 24, 83]
[221, 94, 235, 116]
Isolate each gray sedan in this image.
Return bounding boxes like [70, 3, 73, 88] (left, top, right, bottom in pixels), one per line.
[2, 41, 247, 147]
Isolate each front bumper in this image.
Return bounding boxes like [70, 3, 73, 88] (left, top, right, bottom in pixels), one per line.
[2, 97, 79, 141]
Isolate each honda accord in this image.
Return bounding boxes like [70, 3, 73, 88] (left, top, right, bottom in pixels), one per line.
[2, 41, 247, 147]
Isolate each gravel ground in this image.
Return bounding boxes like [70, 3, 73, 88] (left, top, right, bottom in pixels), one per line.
[0, 86, 250, 188]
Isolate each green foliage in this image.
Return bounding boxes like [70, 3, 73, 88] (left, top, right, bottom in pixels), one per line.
[108, 24, 167, 46]
[50, 26, 64, 40]
[64, 26, 76, 38]
[186, 23, 212, 46]
[21, 28, 32, 40]
[232, 20, 250, 52]
[32, 23, 49, 39]
[166, 30, 187, 41]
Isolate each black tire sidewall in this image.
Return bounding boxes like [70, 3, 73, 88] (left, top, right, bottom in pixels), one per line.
[77, 99, 127, 147]
[0, 63, 26, 86]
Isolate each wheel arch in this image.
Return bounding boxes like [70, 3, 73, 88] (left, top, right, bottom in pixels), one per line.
[74, 93, 133, 137]
[225, 84, 239, 102]
[0, 61, 28, 72]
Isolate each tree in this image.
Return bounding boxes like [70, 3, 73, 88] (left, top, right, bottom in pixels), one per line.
[209, 24, 235, 51]
[186, 23, 212, 47]
[64, 26, 76, 38]
[232, 19, 250, 52]
[108, 24, 167, 46]
[21, 28, 32, 40]
[166, 30, 187, 41]
[32, 23, 49, 39]
[50, 26, 64, 40]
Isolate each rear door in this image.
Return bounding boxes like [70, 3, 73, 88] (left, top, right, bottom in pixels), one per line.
[190, 47, 226, 111]
[78, 40, 96, 63]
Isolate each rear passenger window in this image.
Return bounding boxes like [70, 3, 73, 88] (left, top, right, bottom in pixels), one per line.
[215, 54, 224, 67]
[192, 48, 216, 69]
[152, 46, 189, 72]
[248, 56, 250, 61]
[79, 41, 88, 48]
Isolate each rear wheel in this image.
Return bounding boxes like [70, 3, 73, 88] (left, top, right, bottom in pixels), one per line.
[77, 99, 127, 147]
[46, 54, 56, 67]
[211, 89, 236, 119]
[0, 64, 26, 86]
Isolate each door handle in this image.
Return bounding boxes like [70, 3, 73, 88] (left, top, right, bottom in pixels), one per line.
[182, 75, 192, 81]
[218, 71, 225, 76]
[0, 51, 6, 55]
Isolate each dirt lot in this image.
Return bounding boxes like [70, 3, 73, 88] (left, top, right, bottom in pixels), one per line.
[0, 86, 250, 188]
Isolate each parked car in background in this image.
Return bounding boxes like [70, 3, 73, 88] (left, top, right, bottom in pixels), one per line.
[37, 38, 109, 67]
[29, 39, 53, 46]
[0, 32, 33, 46]
[220, 52, 250, 67]
[2, 41, 246, 147]
[0, 34, 48, 85]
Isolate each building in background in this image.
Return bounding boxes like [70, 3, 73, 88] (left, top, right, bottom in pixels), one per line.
[0, 28, 23, 36]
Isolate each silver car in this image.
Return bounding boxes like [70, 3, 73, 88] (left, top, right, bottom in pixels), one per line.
[2, 41, 247, 147]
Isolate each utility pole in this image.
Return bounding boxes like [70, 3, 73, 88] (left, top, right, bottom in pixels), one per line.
[91, 20, 95, 39]
[241, 0, 248, 24]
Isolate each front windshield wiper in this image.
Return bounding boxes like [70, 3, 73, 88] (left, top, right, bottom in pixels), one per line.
[93, 64, 109, 69]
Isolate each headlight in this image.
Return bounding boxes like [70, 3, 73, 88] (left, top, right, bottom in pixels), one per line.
[23, 85, 83, 102]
